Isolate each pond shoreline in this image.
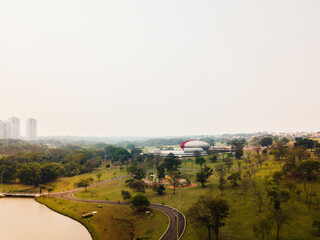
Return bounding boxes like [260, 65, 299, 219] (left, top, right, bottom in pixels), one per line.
[36, 196, 95, 240]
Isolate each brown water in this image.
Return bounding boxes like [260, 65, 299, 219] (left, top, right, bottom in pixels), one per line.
[0, 198, 92, 240]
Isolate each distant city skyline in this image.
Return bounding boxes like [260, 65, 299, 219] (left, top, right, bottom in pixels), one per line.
[1, 1, 320, 136]
[0, 117, 37, 140]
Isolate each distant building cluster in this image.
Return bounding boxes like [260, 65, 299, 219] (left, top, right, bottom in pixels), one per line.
[0, 117, 37, 141]
[148, 140, 211, 157]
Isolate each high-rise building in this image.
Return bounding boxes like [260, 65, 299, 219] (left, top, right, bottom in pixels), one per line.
[8, 117, 20, 139]
[4, 121, 10, 139]
[0, 121, 5, 139]
[26, 118, 37, 141]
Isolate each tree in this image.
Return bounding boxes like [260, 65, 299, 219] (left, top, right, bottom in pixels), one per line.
[130, 193, 150, 212]
[297, 160, 320, 181]
[195, 157, 206, 167]
[127, 144, 136, 150]
[215, 164, 227, 186]
[112, 148, 131, 164]
[187, 197, 229, 240]
[218, 184, 226, 196]
[241, 173, 250, 195]
[260, 137, 273, 148]
[223, 158, 233, 170]
[127, 165, 146, 180]
[215, 164, 227, 196]
[268, 210, 290, 240]
[96, 172, 102, 182]
[167, 171, 180, 194]
[121, 190, 131, 200]
[295, 146, 308, 163]
[17, 162, 41, 186]
[250, 137, 262, 155]
[271, 141, 289, 161]
[131, 148, 143, 162]
[227, 172, 241, 188]
[74, 177, 94, 191]
[187, 196, 215, 240]
[162, 153, 181, 172]
[294, 138, 317, 150]
[230, 139, 246, 159]
[196, 166, 213, 187]
[153, 153, 162, 168]
[312, 220, 320, 234]
[253, 182, 264, 212]
[272, 171, 283, 187]
[208, 198, 230, 240]
[39, 162, 65, 183]
[46, 186, 54, 196]
[157, 165, 165, 182]
[104, 145, 119, 159]
[211, 155, 218, 163]
[128, 179, 147, 193]
[152, 183, 165, 195]
[253, 216, 272, 240]
[267, 187, 290, 210]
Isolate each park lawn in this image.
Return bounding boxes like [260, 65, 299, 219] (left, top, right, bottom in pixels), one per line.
[180, 153, 263, 171]
[36, 196, 168, 240]
[0, 166, 128, 193]
[75, 159, 320, 240]
[48, 166, 127, 192]
[0, 183, 37, 192]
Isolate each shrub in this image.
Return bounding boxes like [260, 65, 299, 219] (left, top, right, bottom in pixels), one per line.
[121, 190, 131, 200]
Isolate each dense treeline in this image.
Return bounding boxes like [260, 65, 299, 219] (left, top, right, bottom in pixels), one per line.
[0, 140, 110, 185]
[0, 140, 159, 186]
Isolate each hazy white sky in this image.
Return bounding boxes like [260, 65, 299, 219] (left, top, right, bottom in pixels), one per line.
[0, 0, 320, 136]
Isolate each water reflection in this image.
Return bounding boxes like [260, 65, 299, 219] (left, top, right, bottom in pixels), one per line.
[0, 198, 92, 240]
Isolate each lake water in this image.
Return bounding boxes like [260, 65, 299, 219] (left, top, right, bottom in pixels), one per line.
[0, 198, 92, 240]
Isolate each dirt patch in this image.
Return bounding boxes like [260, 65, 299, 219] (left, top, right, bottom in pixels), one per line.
[167, 183, 197, 189]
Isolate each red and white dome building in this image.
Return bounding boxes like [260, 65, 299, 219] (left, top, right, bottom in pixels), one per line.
[148, 140, 210, 157]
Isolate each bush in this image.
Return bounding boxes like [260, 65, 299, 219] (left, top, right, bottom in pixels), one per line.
[152, 184, 165, 195]
[121, 190, 131, 200]
[211, 155, 218, 163]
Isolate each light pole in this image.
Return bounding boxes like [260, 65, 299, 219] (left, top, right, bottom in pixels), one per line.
[1, 170, 5, 193]
[170, 189, 184, 240]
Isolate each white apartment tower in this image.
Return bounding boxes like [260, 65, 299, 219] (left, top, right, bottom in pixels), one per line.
[0, 121, 5, 139]
[26, 118, 37, 141]
[8, 117, 20, 139]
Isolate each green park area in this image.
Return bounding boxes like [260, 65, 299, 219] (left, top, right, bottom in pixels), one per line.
[36, 196, 168, 240]
[75, 158, 320, 240]
[1, 137, 320, 240]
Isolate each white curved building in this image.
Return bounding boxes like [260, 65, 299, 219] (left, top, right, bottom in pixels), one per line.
[180, 140, 210, 151]
[148, 140, 210, 157]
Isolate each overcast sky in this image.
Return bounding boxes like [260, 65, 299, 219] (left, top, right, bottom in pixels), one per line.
[0, 0, 319, 137]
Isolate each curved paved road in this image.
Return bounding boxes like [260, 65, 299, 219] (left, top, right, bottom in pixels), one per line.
[51, 181, 186, 240]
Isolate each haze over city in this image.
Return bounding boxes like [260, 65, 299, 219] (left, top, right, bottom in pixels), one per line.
[1, 0, 320, 136]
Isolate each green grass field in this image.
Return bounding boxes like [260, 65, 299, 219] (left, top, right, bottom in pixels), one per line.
[75, 158, 320, 240]
[48, 166, 128, 192]
[0, 166, 128, 193]
[37, 196, 168, 240]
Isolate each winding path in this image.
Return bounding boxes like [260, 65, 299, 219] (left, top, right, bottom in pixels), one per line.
[51, 175, 186, 240]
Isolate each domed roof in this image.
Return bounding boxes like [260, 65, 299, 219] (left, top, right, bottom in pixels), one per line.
[180, 140, 210, 150]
